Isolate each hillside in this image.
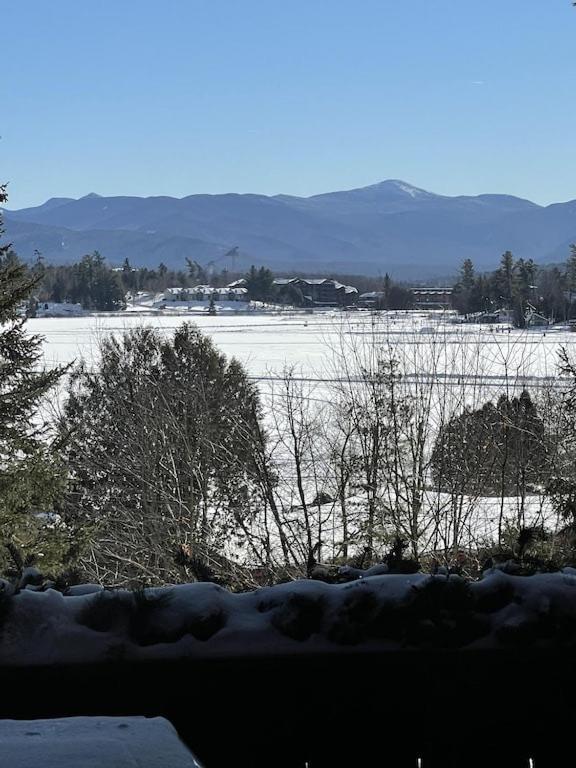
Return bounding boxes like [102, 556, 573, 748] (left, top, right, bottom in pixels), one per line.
[3, 181, 576, 278]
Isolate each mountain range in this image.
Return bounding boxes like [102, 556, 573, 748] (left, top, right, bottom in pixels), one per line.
[2, 180, 576, 278]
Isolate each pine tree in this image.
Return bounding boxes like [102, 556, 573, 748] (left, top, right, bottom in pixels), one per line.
[0, 184, 69, 573]
[452, 259, 476, 314]
[431, 390, 549, 497]
[245, 265, 275, 302]
[70, 252, 124, 311]
[512, 258, 537, 327]
[382, 273, 391, 310]
[494, 251, 515, 305]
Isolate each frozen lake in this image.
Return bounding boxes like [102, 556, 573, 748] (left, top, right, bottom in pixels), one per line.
[31, 312, 339, 378]
[29, 310, 576, 386]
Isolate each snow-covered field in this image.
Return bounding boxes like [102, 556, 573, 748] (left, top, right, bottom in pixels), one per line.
[30, 311, 337, 375]
[29, 310, 576, 384]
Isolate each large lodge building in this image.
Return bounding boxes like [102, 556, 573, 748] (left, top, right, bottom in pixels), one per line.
[273, 278, 359, 307]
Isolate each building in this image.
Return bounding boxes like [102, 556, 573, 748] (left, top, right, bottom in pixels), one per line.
[215, 286, 249, 301]
[34, 302, 85, 318]
[458, 308, 514, 325]
[163, 287, 192, 301]
[273, 278, 358, 307]
[358, 291, 383, 308]
[411, 288, 453, 309]
[162, 285, 248, 304]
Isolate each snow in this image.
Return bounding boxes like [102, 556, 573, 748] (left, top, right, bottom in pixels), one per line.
[393, 181, 428, 198]
[2, 571, 576, 666]
[0, 717, 203, 767]
[35, 302, 85, 318]
[311, 491, 555, 553]
[28, 310, 576, 383]
[29, 311, 343, 377]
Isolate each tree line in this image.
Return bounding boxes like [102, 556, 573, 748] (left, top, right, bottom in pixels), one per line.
[31, 253, 416, 311]
[28, 242, 576, 320]
[35, 253, 200, 311]
[452, 248, 576, 325]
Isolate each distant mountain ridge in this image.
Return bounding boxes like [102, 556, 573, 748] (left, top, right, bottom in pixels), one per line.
[2, 180, 575, 278]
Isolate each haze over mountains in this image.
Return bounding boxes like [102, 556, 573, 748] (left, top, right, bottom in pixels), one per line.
[3, 180, 576, 278]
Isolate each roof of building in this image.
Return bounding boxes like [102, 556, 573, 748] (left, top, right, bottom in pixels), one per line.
[412, 288, 453, 295]
[214, 286, 248, 295]
[273, 277, 358, 293]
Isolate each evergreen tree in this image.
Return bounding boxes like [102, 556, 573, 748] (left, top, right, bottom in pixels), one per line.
[245, 265, 275, 302]
[69, 252, 125, 310]
[539, 266, 566, 321]
[58, 324, 264, 585]
[431, 390, 549, 497]
[382, 273, 392, 310]
[461, 258, 475, 287]
[0, 184, 69, 573]
[452, 259, 476, 314]
[512, 258, 537, 327]
[157, 262, 168, 290]
[276, 281, 304, 307]
[493, 251, 515, 306]
[375, 276, 413, 310]
[120, 258, 137, 293]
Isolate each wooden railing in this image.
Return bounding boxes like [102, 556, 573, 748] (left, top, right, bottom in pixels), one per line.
[0, 650, 573, 767]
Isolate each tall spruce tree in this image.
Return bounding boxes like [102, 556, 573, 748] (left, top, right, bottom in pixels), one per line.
[493, 250, 515, 306]
[0, 184, 68, 573]
[452, 259, 476, 314]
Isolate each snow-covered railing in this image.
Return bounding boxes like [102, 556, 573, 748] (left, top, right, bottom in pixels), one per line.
[3, 570, 576, 666]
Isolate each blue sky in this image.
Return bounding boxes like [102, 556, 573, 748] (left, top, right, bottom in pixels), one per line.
[1, 0, 575, 208]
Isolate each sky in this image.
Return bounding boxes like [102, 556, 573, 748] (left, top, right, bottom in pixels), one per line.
[1, 0, 575, 209]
